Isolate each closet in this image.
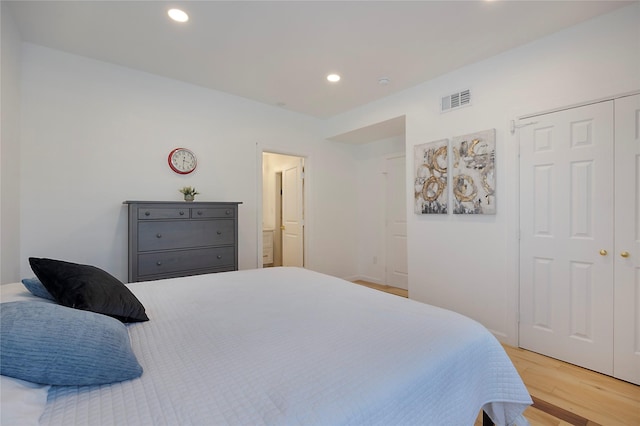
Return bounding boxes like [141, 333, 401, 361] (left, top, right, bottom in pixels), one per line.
[518, 93, 639, 385]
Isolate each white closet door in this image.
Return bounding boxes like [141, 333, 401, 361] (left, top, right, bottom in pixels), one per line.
[519, 101, 615, 374]
[614, 93, 640, 385]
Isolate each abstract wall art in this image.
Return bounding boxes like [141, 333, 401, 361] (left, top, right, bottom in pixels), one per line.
[451, 129, 496, 214]
[414, 139, 448, 214]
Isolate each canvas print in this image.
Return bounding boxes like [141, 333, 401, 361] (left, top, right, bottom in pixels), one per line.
[414, 139, 448, 214]
[451, 129, 496, 214]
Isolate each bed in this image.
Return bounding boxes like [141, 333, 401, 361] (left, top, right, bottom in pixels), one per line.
[1, 262, 532, 425]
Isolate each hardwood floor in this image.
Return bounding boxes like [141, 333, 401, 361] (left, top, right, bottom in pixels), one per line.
[352, 280, 408, 297]
[352, 280, 640, 426]
[497, 345, 639, 426]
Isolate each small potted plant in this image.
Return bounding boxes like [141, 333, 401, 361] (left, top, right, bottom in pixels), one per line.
[179, 186, 200, 202]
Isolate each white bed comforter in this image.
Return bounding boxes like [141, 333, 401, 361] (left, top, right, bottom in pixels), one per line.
[7, 267, 532, 425]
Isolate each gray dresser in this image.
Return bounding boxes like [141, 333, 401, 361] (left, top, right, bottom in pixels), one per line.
[123, 201, 242, 282]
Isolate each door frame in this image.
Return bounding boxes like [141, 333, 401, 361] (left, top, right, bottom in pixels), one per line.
[257, 147, 309, 269]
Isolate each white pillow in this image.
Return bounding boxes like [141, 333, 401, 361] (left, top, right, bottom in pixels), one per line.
[0, 375, 50, 425]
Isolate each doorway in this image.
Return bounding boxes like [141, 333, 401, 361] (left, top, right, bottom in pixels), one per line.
[262, 152, 305, 268]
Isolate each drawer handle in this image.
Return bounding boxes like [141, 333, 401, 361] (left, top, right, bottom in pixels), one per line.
[225, 210, 231, 215]
[156, 261, 162, 266]
[197, 211, 203, 216]
[217, 231, 222, 235]
[216, 255, 222, 259]
[145, 211, 150, 216]
[179, 211, 185, 216]
[156, 233, 162, 238]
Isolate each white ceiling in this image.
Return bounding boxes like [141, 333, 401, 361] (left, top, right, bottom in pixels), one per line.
[6, 0, 631, 120]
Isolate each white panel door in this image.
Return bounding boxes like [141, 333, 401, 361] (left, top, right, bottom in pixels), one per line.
[282, 158, 304, 267]
[385, 155, 408, 290]
[614, 93, 640, 384]
[519, 101, 615, 374]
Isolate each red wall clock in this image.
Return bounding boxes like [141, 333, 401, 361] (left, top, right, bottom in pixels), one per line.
[168, 148, 197, 174]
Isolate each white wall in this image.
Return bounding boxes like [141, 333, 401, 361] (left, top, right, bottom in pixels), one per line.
[16, 44, 360, 283]
[327, 4, 640, 343]
[0, 3, 22, 284]
[303, 140, 360, 277]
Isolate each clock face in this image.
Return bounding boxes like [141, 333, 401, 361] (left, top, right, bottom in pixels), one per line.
[168, 148, 197, 174]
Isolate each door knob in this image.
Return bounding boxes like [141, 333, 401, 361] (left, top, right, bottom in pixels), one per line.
[621, 251, 630, 258]
[599, 249, 608, 256]
[280, 225, 285, 230]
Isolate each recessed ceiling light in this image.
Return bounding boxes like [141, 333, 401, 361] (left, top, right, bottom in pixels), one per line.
[327, 74, 341, 83]
[378, 77, 391, 85]
[168, 8, 189, 23]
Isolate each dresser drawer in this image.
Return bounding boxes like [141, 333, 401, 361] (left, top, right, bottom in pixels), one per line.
[125, 201, 242, 283]
[138, 207, 189, 220]
[137, 246, 235, 276]
[138, 220, 235, 251]
[190, 207, 236, 219]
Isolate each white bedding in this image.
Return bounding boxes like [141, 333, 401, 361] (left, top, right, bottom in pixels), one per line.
[2, 267, 531, 425]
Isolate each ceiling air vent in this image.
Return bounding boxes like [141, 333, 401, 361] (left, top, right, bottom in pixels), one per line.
[441, 89, 471, 113]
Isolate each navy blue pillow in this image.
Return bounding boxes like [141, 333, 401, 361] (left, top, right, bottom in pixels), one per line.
[21, 277, 55, 301]
[0, 301, 143, 386]
[29, 258, 148, 323]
